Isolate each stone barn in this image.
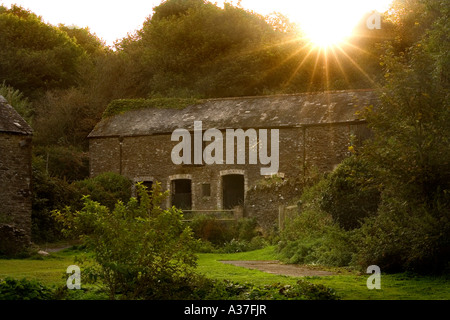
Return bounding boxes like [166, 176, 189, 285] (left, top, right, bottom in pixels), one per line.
[0, 96, 33, 255]
[88, 90, 378, 229]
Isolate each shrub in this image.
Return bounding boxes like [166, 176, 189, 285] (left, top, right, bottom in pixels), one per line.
[31, 155, 79, 243]
[189, 215, 235, 245]
[277, 182, 357, 267]
[189, 216, 264, 252]
[53, 286, 109, 300]
[220, 237, 268, 254]
[0, 277, 54, 300]
[31, 164, 132, 243]
[237, 218, 260, 242]
[313, 226, 357, 267]
[279, 209, 333, 243]
[319, 156, 381, 230]
[73, 172, 132, 210]
[277, 238, 323, 265]
[0, 82, 33, 123]
[54, 182, 199, 300]
[353, 196, 450, 274]
[288, 279, 339, 300]
[33, 145, 89, 182]
[202, 279, 339, 300]
[277, 207, 333, 265]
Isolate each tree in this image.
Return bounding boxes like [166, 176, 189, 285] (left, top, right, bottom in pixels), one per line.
[115, 0, 304, 98]
[0, 82, 33, 123]
[0, 5, 85, 98]
[59, 25, 108, 58]
[32, 87, 102, 148]
[366, 0, 449, 206]
[357, 0, 450, 273]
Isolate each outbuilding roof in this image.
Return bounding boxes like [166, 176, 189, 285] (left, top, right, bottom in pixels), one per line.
[88, 90, 378, 138]
[0, 96, 33, 135]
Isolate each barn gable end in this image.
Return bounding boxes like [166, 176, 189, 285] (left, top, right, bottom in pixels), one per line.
[0, 96, 33, 255]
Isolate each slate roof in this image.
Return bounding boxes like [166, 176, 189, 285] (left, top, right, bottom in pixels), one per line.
[0, 96, 33, 135]
[88, 90, 378, 138]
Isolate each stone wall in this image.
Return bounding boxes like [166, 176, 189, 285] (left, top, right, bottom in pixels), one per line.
[89, 122, 368, 230]
[303, 122, 363, 173]
[243, 122, 368, 231]
[0, 133, 32, 252]
[244, 178, 303, 232]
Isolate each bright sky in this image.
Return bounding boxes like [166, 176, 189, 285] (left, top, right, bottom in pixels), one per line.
[1, 0, 393, 47]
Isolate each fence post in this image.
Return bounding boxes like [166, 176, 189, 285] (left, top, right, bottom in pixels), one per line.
[233, 206, 244, 220]
[279, 205, 285, 231]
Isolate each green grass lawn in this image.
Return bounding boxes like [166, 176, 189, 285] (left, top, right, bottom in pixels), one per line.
[197, 246, 449, 300]
[0, 247, 84, 287]
[1, 245, 448, 300]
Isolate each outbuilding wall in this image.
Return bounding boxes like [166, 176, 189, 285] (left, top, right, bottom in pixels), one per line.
[89, 121, 368, 228]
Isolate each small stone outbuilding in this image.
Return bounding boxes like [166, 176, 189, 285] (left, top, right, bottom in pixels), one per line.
[88, 90, 378, 229]
[0, 96, 33, 255]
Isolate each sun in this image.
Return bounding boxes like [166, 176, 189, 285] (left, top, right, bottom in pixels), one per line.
[283, 0, 392, 48]
[289, 1, 365, 48]
[301, 21, 354, 48]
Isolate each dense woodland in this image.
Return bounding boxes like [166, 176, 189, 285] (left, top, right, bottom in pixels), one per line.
[0, 0, 449, 276]
[2, 0, 395, 152]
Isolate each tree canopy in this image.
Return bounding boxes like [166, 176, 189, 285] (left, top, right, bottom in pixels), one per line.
[0, 5, 85, 98]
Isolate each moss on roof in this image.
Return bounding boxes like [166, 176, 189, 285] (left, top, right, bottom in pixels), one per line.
[90, 90, 378, 139]
[102, 97, 203, 118]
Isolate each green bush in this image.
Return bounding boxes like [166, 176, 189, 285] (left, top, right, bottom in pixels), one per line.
[33, 145, 89, 182]
[189, 216, 264, 252]
[31, 155, 79, 243]
[54, 182, 200, 300]
[53, 286, 109, 300]
[31, 158, 132, 243]
[220, 237, 268, 254]
[73, 172, 132, 210]
[313, 226, 357, 267]
[0, 277, 54, 300]
[277, 208, 334, 265]
[278, 164, 449, 272]
[189, 215, 234, 245]
[277, 238, 323, 265]
[237, 217, 260, 242]
[277, 182, 357, 267]
[319, 156, 381, 230]
[201, 279, 339, 300]
[353, 197, 450, 274]
[0, 82, 33, 123]
[279, 209, 333, 243]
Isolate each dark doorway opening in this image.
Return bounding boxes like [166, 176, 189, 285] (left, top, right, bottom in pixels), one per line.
[142, 181, 153, 191]
[171, 179, 192, 210]
[137, 180, 153, 203]
[222, 174, 244, 209]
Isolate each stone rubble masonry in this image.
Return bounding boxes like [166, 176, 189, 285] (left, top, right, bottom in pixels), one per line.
[0, 96, 33, 254]
[89, 122, 369, 230]
[88, 91, 377, 230]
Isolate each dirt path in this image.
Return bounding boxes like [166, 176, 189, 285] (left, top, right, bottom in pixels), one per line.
[220, 260, 337, 277]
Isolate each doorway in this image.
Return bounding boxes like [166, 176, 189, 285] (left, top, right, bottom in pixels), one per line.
[222, 174, 245, 209]
[171, 179, 192, 210]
